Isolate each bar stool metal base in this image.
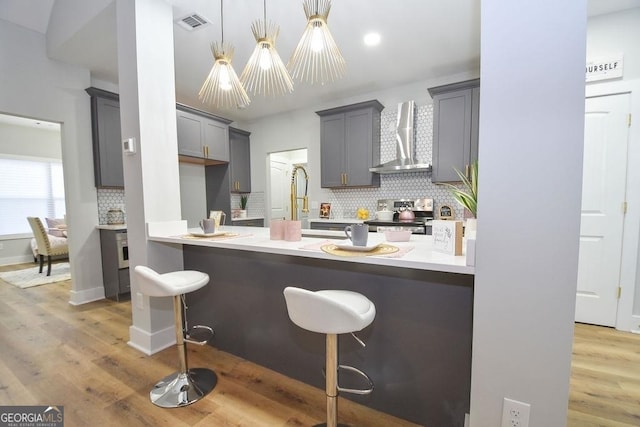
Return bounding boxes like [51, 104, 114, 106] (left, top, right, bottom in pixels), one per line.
[150, 367, 217, 408]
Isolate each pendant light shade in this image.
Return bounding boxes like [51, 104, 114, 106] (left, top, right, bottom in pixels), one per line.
[240, 2, 293, 96]
[199, 1, 250, 109]
[288, 0, 346, 85]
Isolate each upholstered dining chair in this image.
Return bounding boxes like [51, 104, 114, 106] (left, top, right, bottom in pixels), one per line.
[27, 217, 69, 276]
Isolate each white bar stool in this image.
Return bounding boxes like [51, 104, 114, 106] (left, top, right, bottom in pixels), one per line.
[134, 265, 217, 408]
[284, 287, 376, 427]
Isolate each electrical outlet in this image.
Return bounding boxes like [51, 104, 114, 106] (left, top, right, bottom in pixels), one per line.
[501, 398, 530, 427]
[136, 292, 144, 310]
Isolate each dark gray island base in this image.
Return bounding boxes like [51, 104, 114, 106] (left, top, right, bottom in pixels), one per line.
[183, 245, 474, 426]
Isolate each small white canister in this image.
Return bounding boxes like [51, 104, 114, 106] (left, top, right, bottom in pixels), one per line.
[107, 208, 125, 225]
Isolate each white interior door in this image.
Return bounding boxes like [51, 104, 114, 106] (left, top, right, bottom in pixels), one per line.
[270, 159, 288, 220]
[575, 93, 630, 326]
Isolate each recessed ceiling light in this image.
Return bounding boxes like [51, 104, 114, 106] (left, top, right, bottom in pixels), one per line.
[364, 32, 381, 47]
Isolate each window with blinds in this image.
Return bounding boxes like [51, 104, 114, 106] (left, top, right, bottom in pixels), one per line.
[0, 157, 66, 236]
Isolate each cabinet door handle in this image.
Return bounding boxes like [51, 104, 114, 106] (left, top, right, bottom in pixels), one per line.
[465, 164, 469, 179]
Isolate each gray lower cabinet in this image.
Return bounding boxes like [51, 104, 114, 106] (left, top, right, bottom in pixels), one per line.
[429, 79, 480, 183]
[99, 229, 130, 300]
[229, 127, 251, 193]
[316, 100, 383, 188]
[176, 104, 231, 162]
[86, 88, 123, 188]
[310, 221, 353, 231]
[231, 218, 264, 227]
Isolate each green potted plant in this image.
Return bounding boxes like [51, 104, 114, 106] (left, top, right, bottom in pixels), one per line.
[444, 161, 477, 217]
[443, 161, 477, 236]
[239, 195, 248, 219]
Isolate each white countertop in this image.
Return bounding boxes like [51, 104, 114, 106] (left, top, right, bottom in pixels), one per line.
[146, 221, 474, 275]
[96, 224, 127, 231]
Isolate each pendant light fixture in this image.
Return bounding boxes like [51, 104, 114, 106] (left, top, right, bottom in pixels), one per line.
[287, 0, 346, 85]
[199, 0, 250, 109]
[240, 0, 294, 96]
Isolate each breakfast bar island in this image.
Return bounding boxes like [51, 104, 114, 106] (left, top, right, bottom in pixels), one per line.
[147, 223, 474, 426]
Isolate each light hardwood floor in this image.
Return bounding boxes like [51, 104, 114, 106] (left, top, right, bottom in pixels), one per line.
[0, 263, 418, 427]
[1, 262, 639, 426]
[568, 322, 640, 426]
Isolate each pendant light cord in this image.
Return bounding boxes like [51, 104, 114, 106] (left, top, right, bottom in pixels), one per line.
[263, 0, 267, 37]
[220, 0, 224, 45]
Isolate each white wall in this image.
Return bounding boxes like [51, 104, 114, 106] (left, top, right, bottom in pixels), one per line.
[0, 122, 61, 159]
[587, 8, 640, 80]
[0, 19, 104, 304]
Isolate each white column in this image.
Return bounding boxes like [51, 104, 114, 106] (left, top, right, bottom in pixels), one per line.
[116, 0, 184, 354]
[470, 1, 586, 426]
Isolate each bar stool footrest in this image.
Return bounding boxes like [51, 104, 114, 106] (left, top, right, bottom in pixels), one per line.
[336, 364, 374, 395]
[185, 325, 214, 345]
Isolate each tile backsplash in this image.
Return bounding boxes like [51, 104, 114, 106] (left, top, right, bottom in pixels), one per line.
[97, 188, 126, 225]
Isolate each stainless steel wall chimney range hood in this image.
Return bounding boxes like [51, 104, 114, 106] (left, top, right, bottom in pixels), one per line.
[370, 101, 432, 174]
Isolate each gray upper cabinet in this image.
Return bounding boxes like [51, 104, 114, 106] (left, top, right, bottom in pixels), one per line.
[86, 88, 124, 188]
[316, 100, 383, 188]
[176, 104, 231, 163]
[229, 127, 251, 193]
[429, 79, 480, 183]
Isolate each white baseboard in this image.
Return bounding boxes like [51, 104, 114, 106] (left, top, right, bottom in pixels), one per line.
[630, 315, 640, 334]
[0, 255, 35, 266]
[128, 324, 175, 355]
[69, 286, 105, 305]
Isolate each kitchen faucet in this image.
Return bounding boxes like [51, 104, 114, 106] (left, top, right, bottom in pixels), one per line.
[290, 165, 309, 220]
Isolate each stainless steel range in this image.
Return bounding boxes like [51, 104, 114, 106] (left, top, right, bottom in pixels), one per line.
[364, 198, 434, 234]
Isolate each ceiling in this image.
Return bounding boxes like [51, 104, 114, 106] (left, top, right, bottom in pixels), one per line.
[0, 0, 638, 124]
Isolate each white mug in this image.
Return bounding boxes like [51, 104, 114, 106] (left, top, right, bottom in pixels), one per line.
[345, 224, 369, 246]
[199, 218, 216, 234]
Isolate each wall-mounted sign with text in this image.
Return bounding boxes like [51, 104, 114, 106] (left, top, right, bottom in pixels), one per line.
[586, 55, 624, 82]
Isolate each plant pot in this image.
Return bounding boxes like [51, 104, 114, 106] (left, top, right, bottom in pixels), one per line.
[465, 218, 477, 239]
[238, 210, 247, 219]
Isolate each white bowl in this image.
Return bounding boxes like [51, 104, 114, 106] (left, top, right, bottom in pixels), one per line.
[384, 230, 411, 242]
[376, 210, 394, 221]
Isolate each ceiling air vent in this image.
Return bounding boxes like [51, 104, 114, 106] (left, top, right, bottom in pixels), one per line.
[175, 13, 210, 31]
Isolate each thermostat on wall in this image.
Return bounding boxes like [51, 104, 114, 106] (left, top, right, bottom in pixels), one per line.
[123, 137, 136, 155]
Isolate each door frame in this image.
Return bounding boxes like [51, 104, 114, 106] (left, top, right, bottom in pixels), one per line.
[586, 79, 640, 332]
